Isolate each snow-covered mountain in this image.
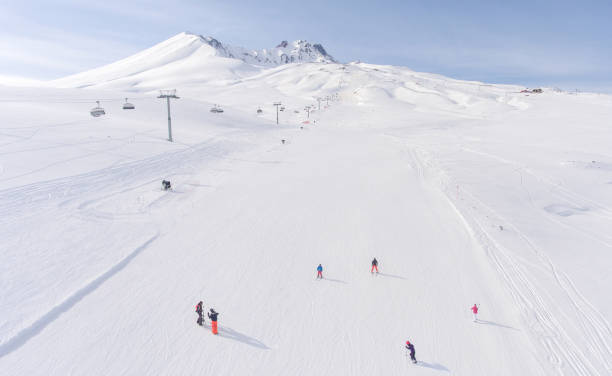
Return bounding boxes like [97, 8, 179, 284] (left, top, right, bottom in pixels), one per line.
[49, 31, 524, 118]
[51, 32, 335, 89]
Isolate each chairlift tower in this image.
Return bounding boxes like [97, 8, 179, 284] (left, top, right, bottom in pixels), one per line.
[273, 102, 282, 124]
[317, 97, 321, 110]
[158, 90, 179, 142]
[305, 105, 311, 119]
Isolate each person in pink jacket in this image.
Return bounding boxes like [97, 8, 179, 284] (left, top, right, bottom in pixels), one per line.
[471, 304, 479, 322]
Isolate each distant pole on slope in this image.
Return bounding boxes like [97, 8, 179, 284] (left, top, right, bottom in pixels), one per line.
[273, 102, 282, 124]
[158, 90, 179, 142]
[317, 97, 321, 110]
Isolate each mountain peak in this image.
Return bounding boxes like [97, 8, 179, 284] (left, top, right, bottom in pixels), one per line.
[182, 33, 336, 66]
[51, 32, 337, 88]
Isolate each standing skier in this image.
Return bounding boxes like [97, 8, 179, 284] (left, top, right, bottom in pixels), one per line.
[316, 264, 323, 279]
[371, 258, 379, 274]
[471, 304, 479, 322]
[405, 340, 417, 364]
[195, 301, 204, 326]
[208, 308, 219, 335]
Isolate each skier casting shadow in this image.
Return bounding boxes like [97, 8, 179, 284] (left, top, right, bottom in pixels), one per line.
[316, 264, 323, 279]
[405, 340, 417, 364]
[208, 308, 219, 335]
[371, 258, 379, 274]
[471, 304, 479, 322]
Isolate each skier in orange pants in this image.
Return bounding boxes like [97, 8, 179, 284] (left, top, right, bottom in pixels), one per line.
[208, 308, 219, 334]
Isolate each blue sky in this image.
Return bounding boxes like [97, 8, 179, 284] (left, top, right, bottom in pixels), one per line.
[1, 0, 611, 91]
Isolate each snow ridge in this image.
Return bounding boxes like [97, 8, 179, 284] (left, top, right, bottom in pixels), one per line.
[194, 33, 336, 66]
[0, 234, 158, 358]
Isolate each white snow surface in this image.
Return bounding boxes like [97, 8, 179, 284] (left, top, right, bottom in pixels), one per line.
[1, 33, 612, 375]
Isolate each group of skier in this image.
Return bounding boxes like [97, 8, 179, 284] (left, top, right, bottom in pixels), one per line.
[316, 258, 379, 279]
[194, 258, 482, 367]
[315, 258, 483, 365]
[195, 301, 220, 335]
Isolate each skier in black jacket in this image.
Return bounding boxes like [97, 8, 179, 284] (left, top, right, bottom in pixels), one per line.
[208, 308, 219, 334]
[195, 301, 204, 326]
[371, 258, 379, 273]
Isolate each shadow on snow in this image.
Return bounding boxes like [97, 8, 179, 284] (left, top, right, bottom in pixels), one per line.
[218, 326, 269, 349]
[377, 272, 407, 280]
[475, 319, 519, 331]
[417, 361, 450, 372]
[324, 278, 347, 284]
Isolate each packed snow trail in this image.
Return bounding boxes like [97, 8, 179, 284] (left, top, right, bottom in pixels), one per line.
[2, 53, 612, 375]
[382, 91, 612, 375]
[0, 121, 542, 375]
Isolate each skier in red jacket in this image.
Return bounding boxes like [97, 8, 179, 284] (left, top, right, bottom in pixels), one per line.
[471, 304, 479, 322]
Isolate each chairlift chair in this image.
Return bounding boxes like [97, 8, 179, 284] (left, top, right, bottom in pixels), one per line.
[210, 104, 224, 113]
[90, 101, 105, 117]
[122, 98, 135, 110]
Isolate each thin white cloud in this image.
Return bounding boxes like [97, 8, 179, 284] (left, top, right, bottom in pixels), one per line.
[0, 1, 236, 79]
[0, 33, 140, 79]
[0, 74, 44, 87]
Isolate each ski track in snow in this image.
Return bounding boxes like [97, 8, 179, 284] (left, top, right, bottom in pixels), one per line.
[407, 147, 612, 375]
[0, 234, 159, 359]
[0, 134, 244, 221]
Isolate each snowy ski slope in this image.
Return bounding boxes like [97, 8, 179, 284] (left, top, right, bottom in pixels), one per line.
[1, 33, 612, 375]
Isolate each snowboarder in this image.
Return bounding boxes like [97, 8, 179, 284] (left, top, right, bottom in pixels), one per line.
[471, 304, 479, 322]
[316, 264, 323, 279]
[195, 301, 204, 326]
[371, 258, 379, 274]
[405, 340, 417, 364]
[162, 180, 172, 191]
[208, 308, 219, 335]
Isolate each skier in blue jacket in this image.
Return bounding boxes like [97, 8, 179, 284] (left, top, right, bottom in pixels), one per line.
[316, 264, 323, 279]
